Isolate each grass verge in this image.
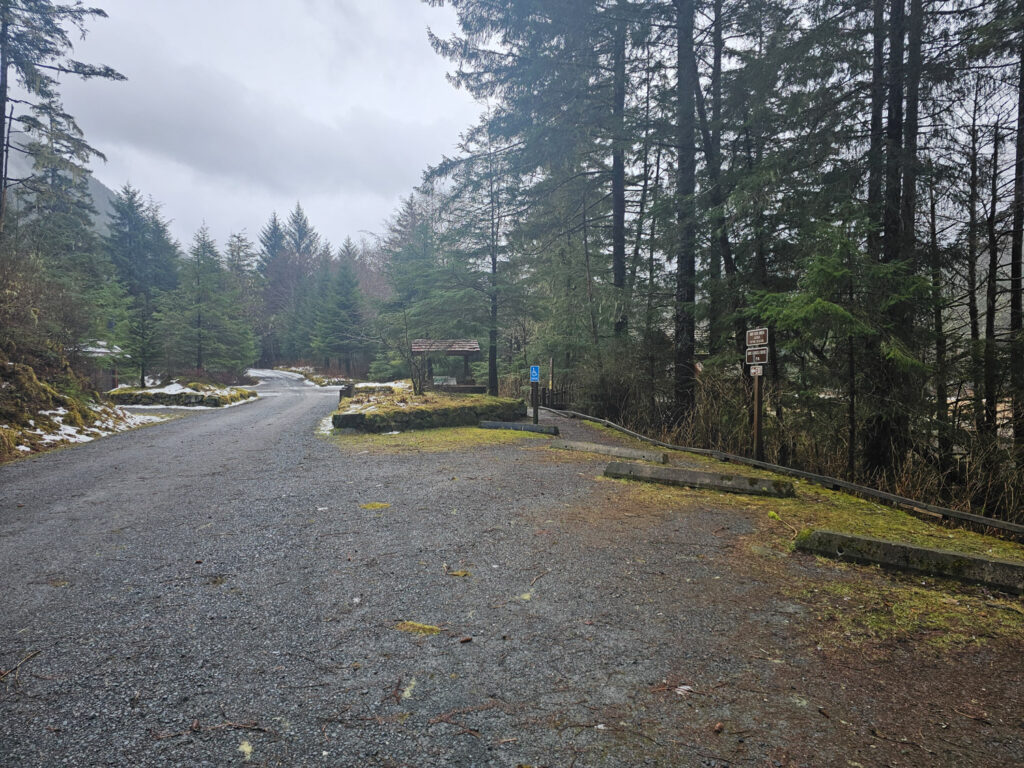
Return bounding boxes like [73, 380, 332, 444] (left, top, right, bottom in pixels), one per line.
[325, 425, 551, 454]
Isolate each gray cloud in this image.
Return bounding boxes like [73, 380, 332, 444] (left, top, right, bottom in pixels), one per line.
[56, 0, 479, 247]
[72, 60, 459, 198]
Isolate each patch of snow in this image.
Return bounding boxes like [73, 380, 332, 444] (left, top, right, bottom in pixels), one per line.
[40, 422, 92, 444]
[149, 382, 190, 394]
[117, 410, 165, 427]
[247, 368, 306, 381]
[9, 403, 166, 455]
[317, 415, 335, 435]
[355, 380, 411, 390]
[81, 341, 123, 356]
[121, 395, 257, 411]
[110, 380, 246, 398]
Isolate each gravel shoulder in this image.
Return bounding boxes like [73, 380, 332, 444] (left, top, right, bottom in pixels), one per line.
[1, 380, 1021, 767]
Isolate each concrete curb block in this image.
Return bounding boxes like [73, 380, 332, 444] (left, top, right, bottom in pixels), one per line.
[542, 408, 1024, 540]
[795, 529, 1024, 595]
[604, 461, 796, 498]
[550, 440, 668, 464]
[478, 421, 559, 436]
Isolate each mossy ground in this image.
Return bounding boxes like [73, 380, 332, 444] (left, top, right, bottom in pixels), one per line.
[580, 420, 1024, 562]
[796, 566, 1024, 650]
[579, 420, 659, 451]
[0, 354, 113, 462]
[338, 389, 505, 417]
[585, 467, 1024, 652]
[326, 425, 551, 454]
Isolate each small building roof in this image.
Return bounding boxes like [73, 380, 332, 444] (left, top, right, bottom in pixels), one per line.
[411, 339, 481, 355]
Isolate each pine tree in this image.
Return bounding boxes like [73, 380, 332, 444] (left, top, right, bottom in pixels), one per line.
[161, 226, 255, 378]
[312, 255, 363, 375]
[256, 205, 323, 364]
[104, 185, 180, 385]
[224, 231, 263, 337]
[11, 111, 124, 361]
[0, 0, 123, 239]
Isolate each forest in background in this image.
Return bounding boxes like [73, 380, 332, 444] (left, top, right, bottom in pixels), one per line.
[1, 0, 1023, 523]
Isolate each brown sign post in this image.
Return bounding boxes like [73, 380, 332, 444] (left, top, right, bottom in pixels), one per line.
[745, 329, 768, 461]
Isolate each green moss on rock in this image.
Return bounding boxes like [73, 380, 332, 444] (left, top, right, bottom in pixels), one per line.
[332, 395, 526, 432]
[107, 386, 257, 407]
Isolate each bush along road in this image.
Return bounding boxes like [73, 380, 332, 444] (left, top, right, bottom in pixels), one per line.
[1, 371, 1022, 767]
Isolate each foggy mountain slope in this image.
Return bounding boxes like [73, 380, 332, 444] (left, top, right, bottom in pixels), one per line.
[5, 132, 117, 234]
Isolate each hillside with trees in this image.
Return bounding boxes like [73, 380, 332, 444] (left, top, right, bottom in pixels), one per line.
[1, 0, 1022, 524]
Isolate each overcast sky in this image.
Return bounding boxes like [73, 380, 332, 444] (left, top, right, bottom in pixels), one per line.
[57, 0, 480, 251]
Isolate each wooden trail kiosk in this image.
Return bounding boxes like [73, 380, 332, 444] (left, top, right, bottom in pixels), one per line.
[411, 339, 483, 392]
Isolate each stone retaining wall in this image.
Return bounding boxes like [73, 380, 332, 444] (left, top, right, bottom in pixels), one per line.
[108, 389, 257, 407]
[332, 398, 526, 433]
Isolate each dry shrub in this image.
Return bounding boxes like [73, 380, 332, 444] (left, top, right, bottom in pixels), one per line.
[569, 360, 1023, 525]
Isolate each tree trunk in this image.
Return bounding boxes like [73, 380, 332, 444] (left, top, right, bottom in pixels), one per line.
[487, 160, 499, 396]
[581, 192, 601, 353]
[866, 0, 886, 260]
[864, 0, 909, 476]
[707, 0, 731, 353]
[930, 173, 951, 478]
[673, 0, 697, 418]
[883, 0, 905, 266]
[967, 86, 983, 433]
[984, 124, 1001, 438]
[847, 333, 856, 479]
[645, 146, 662, 417]
[623, 44, 653, 327]
[611, 7, 627, 336]
[900, 0, 922, 265]
[1011, 11, 1024, 464]
[0, 0, 10, 237]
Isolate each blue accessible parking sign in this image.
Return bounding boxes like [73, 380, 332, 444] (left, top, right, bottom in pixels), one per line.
[530, 365, 540, 383]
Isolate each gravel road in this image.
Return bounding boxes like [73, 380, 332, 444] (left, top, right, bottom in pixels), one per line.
[2, 372, 1021, 767]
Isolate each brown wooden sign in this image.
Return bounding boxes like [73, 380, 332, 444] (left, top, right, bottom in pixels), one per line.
[746, 327, 768, 347]
[745, 346, 769, 365]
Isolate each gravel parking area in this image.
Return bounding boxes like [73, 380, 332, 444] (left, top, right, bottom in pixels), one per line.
[2, 374, 1021, 767]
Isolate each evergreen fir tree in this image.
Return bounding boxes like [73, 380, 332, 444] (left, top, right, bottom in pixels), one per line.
[160, 226, 255, 378]
[104, 185, 180, 385]
[312, 255, 363, 375]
